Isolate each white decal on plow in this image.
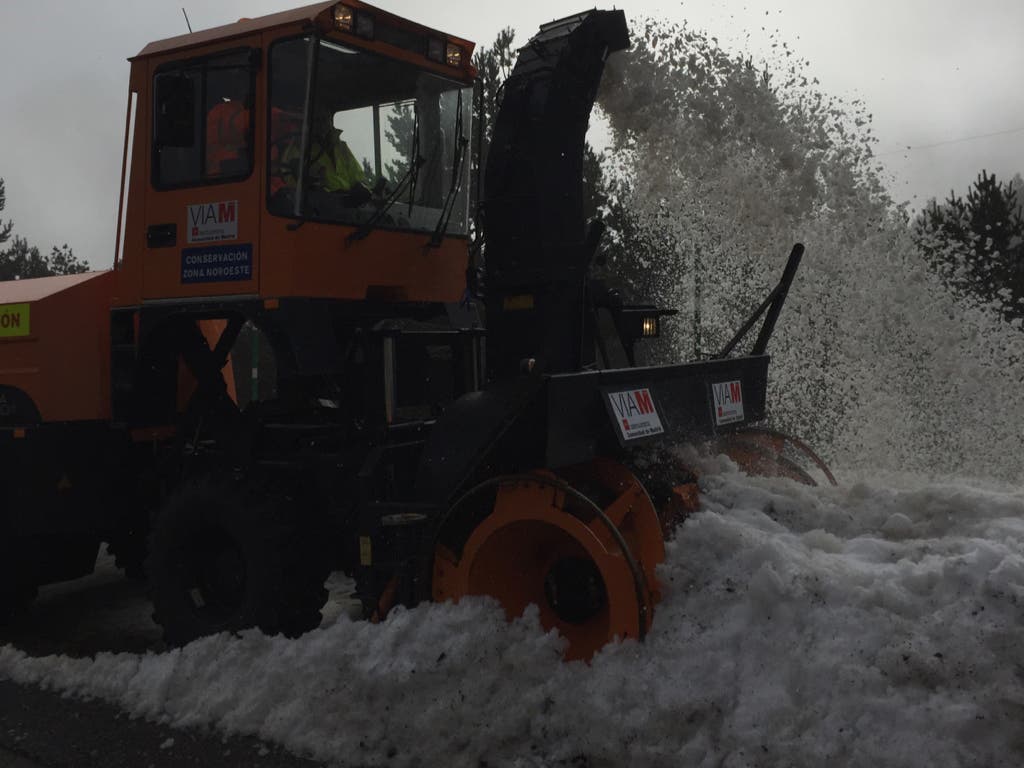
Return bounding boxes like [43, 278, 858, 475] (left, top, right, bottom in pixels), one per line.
[712, 380, 744, 425]
[607, 387, 665, 441]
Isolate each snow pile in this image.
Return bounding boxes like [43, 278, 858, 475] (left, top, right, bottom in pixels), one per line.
[3, 465, 1023, 767]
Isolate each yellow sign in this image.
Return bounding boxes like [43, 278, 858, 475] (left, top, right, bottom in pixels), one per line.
[0, 303, 29, 337]
[359, 536, 372, 566]
[502, 294, 535, 311]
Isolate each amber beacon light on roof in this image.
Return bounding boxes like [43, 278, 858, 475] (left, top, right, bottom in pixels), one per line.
[332, 2, 463, 64]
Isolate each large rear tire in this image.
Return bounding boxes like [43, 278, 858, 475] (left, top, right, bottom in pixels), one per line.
[146, 476, 330, 646]
[106, 523, 150, 580]
[0, 464, 36, 624]
[0, 522, 37, 625]
[0, 566, 37, 625]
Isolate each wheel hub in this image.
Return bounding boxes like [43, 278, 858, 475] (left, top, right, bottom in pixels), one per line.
[544, 557, 607, 625]
[190, 531, 246, 613]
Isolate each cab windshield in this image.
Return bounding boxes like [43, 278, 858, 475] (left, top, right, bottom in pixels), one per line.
[269, 36, 472, 236]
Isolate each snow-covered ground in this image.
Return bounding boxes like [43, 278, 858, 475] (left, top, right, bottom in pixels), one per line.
[2, 459, 1022, 767]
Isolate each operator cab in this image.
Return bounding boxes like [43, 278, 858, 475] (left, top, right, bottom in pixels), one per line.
[267, 36, 472, 236]
[116, 1, 477, 306]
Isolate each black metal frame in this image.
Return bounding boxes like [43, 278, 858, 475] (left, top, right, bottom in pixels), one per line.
[151, 47, 260, 191]
[717, 243, 804, 359]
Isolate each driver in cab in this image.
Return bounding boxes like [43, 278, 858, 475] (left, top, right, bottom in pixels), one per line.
[270, 107, 371, 212]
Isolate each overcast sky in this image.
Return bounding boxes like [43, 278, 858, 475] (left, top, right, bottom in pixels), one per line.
[1, 0, 1022, 269]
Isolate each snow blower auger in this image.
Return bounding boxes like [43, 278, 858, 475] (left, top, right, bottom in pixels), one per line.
[711, 427, 838, 488]
[0, 2, 829, 661]
[699, 248, 838, 490]
[404, 12, 829, 660]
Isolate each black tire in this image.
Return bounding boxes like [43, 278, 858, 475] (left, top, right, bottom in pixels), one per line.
[0, 524, 37, 625]
[106, 521, 150, 580]
[146, 476, 330, 646]
[106, 455, 160, 581]
[0, 581, 36, 625]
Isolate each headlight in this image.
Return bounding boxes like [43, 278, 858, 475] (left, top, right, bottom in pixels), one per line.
[333, 4, 372, 37]
[615, 306, 676, 341]
[333, 4, 354, 31]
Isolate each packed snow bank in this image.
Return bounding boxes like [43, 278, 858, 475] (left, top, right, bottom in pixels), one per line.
[3, 465, 1024, 767]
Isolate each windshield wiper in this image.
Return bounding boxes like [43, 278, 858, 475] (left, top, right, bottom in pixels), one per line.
[347, 106, 422, 245]
[406, 105, 422, 216]
[427, 89, 468, 249]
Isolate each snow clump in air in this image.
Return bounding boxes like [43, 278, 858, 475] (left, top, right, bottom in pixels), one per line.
[595, 18, 1024, 484]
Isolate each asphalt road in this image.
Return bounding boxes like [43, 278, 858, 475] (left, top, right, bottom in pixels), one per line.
[0, 554, 348, 768]
[1, 742, 39, 768]
[0, 679, 325, 768]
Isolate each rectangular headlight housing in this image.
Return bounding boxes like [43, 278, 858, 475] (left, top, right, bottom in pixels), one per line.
[333, 4, 354, 31]
[446, 43, 463, 66]
[617, 307, 677, 341]
[427, 37, 444, 63]
[354, 12, 374, 38]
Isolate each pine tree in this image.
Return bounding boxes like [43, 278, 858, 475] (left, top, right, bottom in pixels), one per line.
[912, 170, 1024, 319]
[0, 176, 90, 281]
[0, 237, 52, 281]
[0, 179, 13, 247]
[47, 244, 90, 276]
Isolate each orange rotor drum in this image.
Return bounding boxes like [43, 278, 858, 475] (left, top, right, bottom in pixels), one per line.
[715, 428, 837, 487]
[432, 460, 666, 661]
[659, 481, 702, 537]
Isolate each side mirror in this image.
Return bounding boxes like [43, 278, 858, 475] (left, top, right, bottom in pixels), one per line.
[154, 73, 196, 148]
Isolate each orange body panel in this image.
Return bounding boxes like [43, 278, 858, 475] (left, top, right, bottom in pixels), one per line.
[138, 34, 263, 302]
[141, 181, 262, 301]
[0, 272, 114, 423]
[111, 63, 152, 309]
[111, 2, 475, 309]
[260, 219, 467, 301]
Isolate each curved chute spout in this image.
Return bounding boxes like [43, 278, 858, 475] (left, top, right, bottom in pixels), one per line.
[483, 10, 629, 379]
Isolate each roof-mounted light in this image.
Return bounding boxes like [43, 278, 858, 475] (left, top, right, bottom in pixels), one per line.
[428, 39, 463, 67]
[333, 4, 373, 39]
[333, 4, 354, 32]
[427, 37, 444, 63]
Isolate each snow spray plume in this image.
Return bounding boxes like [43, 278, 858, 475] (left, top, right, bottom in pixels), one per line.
[597, 18, 1024, 483]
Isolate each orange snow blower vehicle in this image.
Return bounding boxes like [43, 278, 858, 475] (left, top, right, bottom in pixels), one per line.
[0, 2, 829, 660]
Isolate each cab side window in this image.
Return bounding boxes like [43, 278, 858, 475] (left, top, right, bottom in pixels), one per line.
[153, 50, 255, 188]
